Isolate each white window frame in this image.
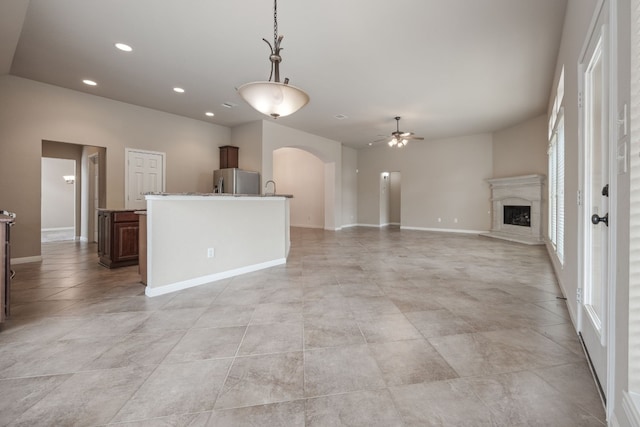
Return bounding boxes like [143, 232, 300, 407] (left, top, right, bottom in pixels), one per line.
[548, 68, 565, 264]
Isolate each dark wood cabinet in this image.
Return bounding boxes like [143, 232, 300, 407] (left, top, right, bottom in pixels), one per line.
[0, 214, 13, 323]
[98, 209, 139, 268]
[219, 145, 239, 169]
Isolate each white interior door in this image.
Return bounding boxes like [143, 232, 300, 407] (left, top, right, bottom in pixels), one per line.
[126, 149, 165, 210]
[579, 2, 610, 401]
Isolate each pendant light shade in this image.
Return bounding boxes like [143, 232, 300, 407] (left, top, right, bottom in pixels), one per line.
[237, 0, 309, 118]
[238, 81, 309, 119]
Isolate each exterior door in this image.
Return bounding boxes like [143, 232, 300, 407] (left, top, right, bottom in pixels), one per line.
[126, 149, 165, 210]
[579, 1, 610, 401]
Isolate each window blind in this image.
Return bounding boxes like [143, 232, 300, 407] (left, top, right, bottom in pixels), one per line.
[548, 76, 564, 264]
[549, 139, 557, 245]
[557, 115, 565, 262]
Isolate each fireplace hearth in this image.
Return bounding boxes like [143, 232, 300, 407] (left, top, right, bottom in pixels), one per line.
[482, 174, 544, 245]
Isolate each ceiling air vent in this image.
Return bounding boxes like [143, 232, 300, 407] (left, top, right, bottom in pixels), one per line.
[222, 102, 238, 109]
[334, 114, 348, 120]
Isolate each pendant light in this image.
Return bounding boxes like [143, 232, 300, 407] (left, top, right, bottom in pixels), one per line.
[237, 0, 310, 119]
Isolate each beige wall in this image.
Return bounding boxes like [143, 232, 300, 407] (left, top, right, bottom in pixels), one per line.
[492, 114, 548, 178]
[261, 120, 344, 230]
[0, 75, 230, 259]
[341, 146, 358, 228]
[273, 147, 325, 228]
[230, 121, 263, 178]
[357, 133, 493, 231]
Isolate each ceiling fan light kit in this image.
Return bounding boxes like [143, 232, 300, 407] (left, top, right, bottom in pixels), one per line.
[237, 0, 310, 118]
[385, 116, 424, 148]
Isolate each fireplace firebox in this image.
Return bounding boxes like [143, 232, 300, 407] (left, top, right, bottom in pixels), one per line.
[503, 205, 531, 227]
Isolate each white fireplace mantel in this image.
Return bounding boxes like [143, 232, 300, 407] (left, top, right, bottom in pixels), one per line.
[482, 174, 545, 245]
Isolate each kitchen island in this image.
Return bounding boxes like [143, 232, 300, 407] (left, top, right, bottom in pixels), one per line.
[144, 193, 291, 297]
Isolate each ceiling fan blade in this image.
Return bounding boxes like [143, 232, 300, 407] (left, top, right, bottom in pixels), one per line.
[405, 135, 424, 140]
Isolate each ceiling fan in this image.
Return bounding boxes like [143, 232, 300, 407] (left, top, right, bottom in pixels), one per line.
[375, 116, 424, 148]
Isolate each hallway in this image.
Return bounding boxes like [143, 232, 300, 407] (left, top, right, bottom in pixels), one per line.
[0, 227, 605, 426]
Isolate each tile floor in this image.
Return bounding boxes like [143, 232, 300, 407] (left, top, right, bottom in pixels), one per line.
[0, 227, 606, 426]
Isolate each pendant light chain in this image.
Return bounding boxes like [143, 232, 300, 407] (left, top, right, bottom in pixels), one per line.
[273, 0, 278, 46]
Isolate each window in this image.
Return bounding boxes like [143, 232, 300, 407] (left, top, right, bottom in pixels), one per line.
[548, 67, 565, 263]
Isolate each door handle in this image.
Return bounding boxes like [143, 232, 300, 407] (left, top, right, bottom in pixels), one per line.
[591, 213, 609, 226]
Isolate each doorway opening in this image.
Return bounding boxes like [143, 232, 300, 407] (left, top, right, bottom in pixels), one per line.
[41, 157, 76, 242]
[41, 141, 106, 249]
[380, 171, 401, 227]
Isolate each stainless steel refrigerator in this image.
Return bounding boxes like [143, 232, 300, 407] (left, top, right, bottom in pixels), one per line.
[213, 168, 260, 195]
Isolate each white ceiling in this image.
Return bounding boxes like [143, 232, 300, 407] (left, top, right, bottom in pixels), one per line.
[3, 0, 567, 149]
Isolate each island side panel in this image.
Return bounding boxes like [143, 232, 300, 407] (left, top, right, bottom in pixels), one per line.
[146, 196, 287, 294]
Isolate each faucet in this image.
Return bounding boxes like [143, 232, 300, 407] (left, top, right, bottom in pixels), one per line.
[264, 180, 276, 196]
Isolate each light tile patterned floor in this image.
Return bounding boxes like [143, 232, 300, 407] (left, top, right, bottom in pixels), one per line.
[0, 227, 605, 426]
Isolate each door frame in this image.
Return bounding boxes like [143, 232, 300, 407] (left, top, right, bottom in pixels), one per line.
[577, 0, 618, 417]
[88, 153, 99, 243]
[124, 148, 166, 210]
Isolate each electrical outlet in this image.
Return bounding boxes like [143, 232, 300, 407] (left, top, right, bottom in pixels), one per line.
[437, 218, 442, 223]
[454, 218, 458, 223]
[207, 248, 215, 258]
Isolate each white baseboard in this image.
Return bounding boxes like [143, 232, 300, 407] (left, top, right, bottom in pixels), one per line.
[145, 258, 287, 297]
[338, 224, 488, 234]
[400, 226, 488, 235]
[340, 223, 358, 229]
[41, 227, 74, 232]
[291, 224, 324, 229]
[12, 256, 42, 264]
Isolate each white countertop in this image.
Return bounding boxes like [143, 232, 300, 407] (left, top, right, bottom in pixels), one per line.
[145, 193, 293, 200]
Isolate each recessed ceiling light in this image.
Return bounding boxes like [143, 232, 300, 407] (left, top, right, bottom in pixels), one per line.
[173, 87, 185, 93]
[115, 43, 133, 52]
[368, 142, 373, 146]
[83, 79, 97, 86]
[205, 112, 214, 117]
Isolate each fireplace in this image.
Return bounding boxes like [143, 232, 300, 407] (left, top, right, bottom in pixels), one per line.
[504, 205, 530, 227]
[482, 174, 544, 245]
